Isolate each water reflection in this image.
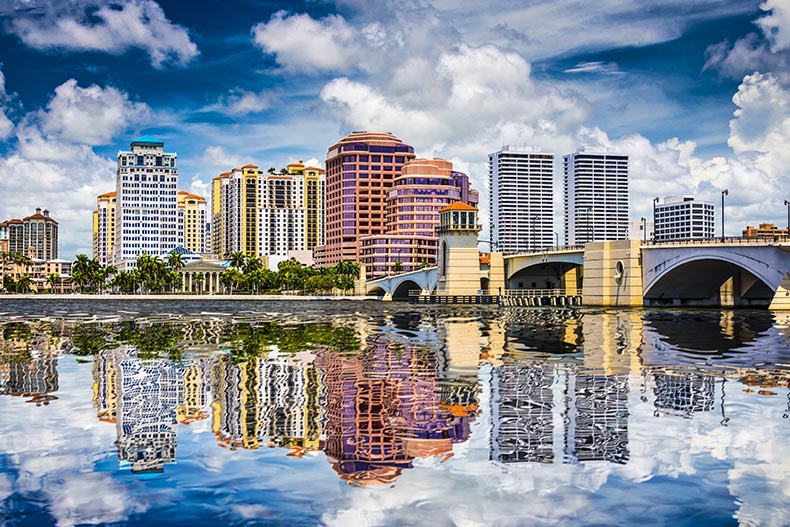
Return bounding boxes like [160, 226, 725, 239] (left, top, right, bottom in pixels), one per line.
[1, 303, 789, 525]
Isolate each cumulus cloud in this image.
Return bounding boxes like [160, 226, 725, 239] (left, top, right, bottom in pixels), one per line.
[729, 72, 790, 179]
[0, 77, 151, 257]
[704, 2, 790, 84]
[33, 79, 150, 146]
[252, 11, 360, 74]
[8, 0, 199, 68]
[758, 0, 790, 51]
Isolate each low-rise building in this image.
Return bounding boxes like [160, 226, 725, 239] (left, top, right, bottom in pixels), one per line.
[654, 196, 715, 242]
[742, 223, 790, 239]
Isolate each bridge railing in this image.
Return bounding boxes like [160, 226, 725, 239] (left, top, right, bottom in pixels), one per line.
[644, 236, 790, 247]
[504, 289, 570, 297]
[503, 245, 585, 257]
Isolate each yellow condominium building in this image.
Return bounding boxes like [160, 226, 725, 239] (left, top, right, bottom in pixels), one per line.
[92, 192, 117, 266]
[178, 191, 208, 254]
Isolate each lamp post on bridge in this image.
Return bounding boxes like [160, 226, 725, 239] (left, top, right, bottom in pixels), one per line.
[784, 199, 789, 240]
[641, 217, 647, 243]
[554, 231, 560, 249]
[721, 189, 728, 241]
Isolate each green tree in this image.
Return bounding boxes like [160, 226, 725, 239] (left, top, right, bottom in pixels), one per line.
[393, 260, 404, 274]
[2, 274, 16, 293]
[277, 258, 311, 292]
[167, 251, 185, 271]
[229, 251, 246, 270]
[15, 274, 33, 293]
[334, 259, 360, 294]
[46, 273, 61, 293]
[221, 268, 244, 294]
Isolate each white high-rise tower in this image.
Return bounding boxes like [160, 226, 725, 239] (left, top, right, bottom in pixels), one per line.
[489, 146, 554, 253]
[113, 137, 179, 269]
[564, 147, 629, 245]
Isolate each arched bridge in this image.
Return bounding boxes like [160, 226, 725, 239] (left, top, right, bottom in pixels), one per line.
[365, 267, 438, 299]
[504, 247, 585, 291]
[642, 241, 790, 307]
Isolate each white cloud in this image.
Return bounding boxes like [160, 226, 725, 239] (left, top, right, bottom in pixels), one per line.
[0, 67, 13, 139]
[208, 88, 278, 116]
[0, 77, 152, 257]
[252, 11, 360, 74]
[426, 0, 756, 61]
[564, 61, 624, 75]
[758, 0, 790, 51]
[35, 79, 150, 146]
[729, 72, 790, 180]
[9, 0, 199, 68]
[703, 2, 790, 84]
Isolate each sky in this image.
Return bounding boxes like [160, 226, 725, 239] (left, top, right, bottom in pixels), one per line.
[0, 0, 788, 258]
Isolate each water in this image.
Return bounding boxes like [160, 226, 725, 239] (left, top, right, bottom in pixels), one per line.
[1, 299, 789, 526]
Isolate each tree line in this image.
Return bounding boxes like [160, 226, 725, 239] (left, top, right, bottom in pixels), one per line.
[0, 250, 361, 295]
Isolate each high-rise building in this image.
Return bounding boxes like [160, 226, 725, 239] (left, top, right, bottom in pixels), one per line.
[1, 208, 58, 259]
[360, 158, 479, 279]
[0, 221, 8, 253]
[177, 191, 208, 254]
[314, 131, 415, 267]
[4, 219, 23, 255]
[93, 187, 206, 264]
[211, 162, 325, 260]
[92, 192, 116, 266]
[114, 137, 179, 269]
[211, 165, 259, 259]
[564, 147, 629, 245]
[489, 146, 554, 252]
[258, 162, 325, 257]
[653, 196, 715, 242]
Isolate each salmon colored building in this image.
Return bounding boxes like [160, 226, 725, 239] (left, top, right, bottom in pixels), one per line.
[314, 131, 415, 267]
[360, 158, 479, 279]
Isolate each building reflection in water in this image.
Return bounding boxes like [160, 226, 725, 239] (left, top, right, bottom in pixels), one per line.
[316, 329, 477, 486]
[5, 308, 790, 484]
[0, 351, 59, 405]
[111, 347, 185, 474]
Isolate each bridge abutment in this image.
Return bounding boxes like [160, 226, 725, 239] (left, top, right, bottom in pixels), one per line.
[582, 240, 644, 307]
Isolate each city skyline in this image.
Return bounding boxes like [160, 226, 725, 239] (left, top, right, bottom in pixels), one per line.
[0, 1, 787, 257]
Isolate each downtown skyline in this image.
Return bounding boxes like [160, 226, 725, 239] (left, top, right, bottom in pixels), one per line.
[0, 0, 788, 257]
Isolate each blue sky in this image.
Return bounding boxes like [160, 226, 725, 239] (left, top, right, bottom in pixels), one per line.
[0, 0, 788, 257]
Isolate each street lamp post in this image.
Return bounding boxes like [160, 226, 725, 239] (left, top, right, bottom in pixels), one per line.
[721, 189, 728, 241]
[641, 217, 647, 243]
[784, 199, 790, 240]
[554, 231, 560, 249]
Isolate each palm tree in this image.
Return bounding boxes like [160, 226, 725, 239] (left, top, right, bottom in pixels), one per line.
[334, 259, 360, 294]
[15, 274, 33, 294]
[167, 251, 185, 271]
[12, 253, 32, 268]
[393, 260, 404, 274]
[46, 273, 61, 293]
[72, 254, 91, 291]
[229, 251, 246, 270]
[221, 268, 243, 294]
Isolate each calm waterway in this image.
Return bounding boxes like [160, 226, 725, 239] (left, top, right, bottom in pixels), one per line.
[1, 299, 789, 526]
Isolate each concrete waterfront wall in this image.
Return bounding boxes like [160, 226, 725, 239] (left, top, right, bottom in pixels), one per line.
[582, 240, 643, 307]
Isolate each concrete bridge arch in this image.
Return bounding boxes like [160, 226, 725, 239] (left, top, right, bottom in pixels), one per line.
[505, 250, 585, 292]
[642, 245, 788, 307]
[365, 267, 438, 298]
